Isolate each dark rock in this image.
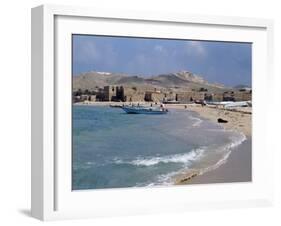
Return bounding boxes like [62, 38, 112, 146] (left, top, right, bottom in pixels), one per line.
[218, 118, 228, 123]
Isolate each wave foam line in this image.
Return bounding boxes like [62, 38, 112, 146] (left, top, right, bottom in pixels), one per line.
[114, 148, 206, 167]
[162, 131, 248, 185]
[189, 115, 203, 127]
[199, 131, 247, 175]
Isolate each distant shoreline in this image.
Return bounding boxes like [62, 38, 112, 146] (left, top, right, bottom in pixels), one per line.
[73, 101, 148, 106]
[74, 101, 252, 136]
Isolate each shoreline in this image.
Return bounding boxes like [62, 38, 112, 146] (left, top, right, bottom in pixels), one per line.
[174, 137, 252, 185]
[74, 101, 252, 186]
[165, 104, 251, 137]
[75, 101, 251, 138]
[167, 104, 252, 185]
[74, 101, 149, 106]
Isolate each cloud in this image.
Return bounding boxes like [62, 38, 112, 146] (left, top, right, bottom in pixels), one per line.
[185, 41, 207, 57]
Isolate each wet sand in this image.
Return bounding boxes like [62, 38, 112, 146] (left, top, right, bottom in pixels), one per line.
[166, 104, 252, 185]
[176, 138, 252, 185]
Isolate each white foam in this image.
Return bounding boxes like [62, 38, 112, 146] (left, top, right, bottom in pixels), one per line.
[189, 115, 203, 127]
[114, 131, 247, 186]
[228, 132, 247, 149]
[154, 133, 247, 185]
[156, 171, 181, 185]
[200, 131, 247, 175]
[115, 148, 206, 167]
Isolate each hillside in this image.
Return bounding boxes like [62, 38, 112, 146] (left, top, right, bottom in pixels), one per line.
[73, 70, 227, 92]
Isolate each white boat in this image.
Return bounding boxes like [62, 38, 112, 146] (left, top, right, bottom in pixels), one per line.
[109, 104, 123, 108]
[224, 101, 250, 108]
[207, 101, 251, 108]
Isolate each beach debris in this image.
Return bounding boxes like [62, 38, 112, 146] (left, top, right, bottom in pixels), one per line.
[173, 170, 200, 185]
[177, 173, 198, 183]
[217, 118, 228, 123]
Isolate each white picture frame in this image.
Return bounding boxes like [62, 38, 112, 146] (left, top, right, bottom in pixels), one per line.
[31, 4, 274, 221]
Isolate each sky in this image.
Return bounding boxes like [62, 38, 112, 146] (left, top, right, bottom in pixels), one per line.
[72, 34, 252, 87]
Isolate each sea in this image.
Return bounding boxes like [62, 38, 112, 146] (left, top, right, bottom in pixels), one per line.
[72, 105, 246, 190]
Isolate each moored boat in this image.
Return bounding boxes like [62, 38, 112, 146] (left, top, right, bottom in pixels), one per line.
[122, 106, 168, 114]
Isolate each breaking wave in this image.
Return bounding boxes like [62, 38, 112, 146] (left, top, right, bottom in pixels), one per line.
[114, 148, 206, 167]
[197, 131, 247, 175]
[140, 131, 247, 186]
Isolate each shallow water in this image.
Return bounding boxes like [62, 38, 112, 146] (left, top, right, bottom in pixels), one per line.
[72, 105, 246, 190]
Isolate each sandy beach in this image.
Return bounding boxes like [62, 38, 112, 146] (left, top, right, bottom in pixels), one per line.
[166, 104, 252, 185]
[166, 104, 251, 136]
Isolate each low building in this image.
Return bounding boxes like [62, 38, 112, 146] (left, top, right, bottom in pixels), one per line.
[144, 91, 165, 102]
[223, 91, 235, 101]
[223, 90, 251, 101]
[80, 95, 89, 101]
[176, 91, 205, 103]
[89, 95, 96, 102]
[103, 86, 116, 101]
[204, 92, 224, 102]
[95, 88, 105, 101]
[119, 86, 146, 102]
[73, 95, 81, 103]
[212, 93, 224, 102]
[163, 92, 176, 102]
[233, 91, 252, 101]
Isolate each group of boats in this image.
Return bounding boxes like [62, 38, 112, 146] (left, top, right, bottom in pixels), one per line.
[110, 100, 252, 115]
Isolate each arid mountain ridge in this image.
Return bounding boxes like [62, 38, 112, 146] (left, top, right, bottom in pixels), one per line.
[73, 70, 228, 92]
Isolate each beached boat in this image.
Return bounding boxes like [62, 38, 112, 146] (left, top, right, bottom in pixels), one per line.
[224, 101, 250, 108]
[122, 106, 168, 114]
[162, 100, 180, 104]
[110, 104, 123, 108]
[207, 101, 251, 108]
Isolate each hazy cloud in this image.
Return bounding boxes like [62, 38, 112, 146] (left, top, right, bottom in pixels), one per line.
[185, 41, 207, 57]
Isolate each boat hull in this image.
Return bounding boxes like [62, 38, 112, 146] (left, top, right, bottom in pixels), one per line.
[122, 107, 168, 114]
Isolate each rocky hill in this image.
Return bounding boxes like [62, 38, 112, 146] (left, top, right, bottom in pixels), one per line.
[73, 70, 227, 92]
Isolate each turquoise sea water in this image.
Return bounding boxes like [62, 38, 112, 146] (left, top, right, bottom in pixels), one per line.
[72, 105, 246, 190]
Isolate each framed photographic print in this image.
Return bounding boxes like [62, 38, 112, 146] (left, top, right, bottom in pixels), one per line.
[31, 4, 274, 221]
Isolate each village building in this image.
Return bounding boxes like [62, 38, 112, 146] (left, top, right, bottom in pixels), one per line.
[176, 91, 205, 103]
[223, 89, 251, 101]
[144, 91, 165, 102]
[121, 87, 146, 102]
[233, 90, 252, 101]
[103, 86, 117, 101]
[72, 85, 252, 103]
[203, 92, 224, 102]
[88, 95, 96, 102]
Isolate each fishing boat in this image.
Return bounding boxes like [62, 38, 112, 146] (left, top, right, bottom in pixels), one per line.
[122, 105, 168, 114]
